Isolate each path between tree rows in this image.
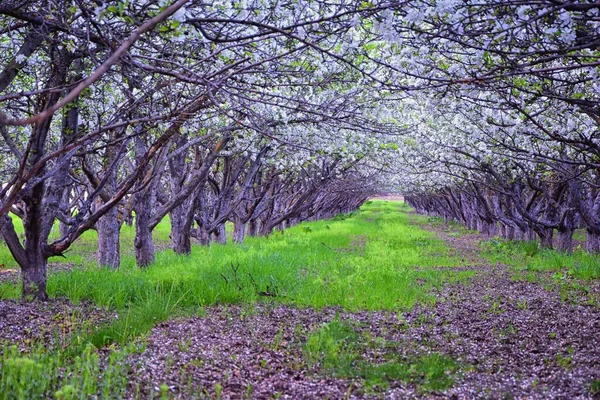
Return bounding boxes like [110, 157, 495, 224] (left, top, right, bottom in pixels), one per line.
[1, 218, 599, 399]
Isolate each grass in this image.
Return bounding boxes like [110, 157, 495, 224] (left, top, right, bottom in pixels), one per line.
[0, 342, 134, 400]
[2, 201, 469, 316]
[304, 318, 461, 391]
[0, 200, 472, 397]
[481, 237, 600, 280]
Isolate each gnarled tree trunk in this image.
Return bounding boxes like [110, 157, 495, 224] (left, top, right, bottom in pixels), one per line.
[170, 202, 194, 255]
[556, 227, 574, 253]
[134, 191, 155, 267]
[97, 206, 120, 268]
[232, 218, 246, 244]
[586, 229, 600, 253]
[211, 224, 227, 244]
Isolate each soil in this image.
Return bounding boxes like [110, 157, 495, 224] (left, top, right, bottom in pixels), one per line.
[0, 298, 115, 349]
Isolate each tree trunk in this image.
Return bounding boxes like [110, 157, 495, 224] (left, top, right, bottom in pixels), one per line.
[170, 203, 193, 255]
[196, 228, 211, 246]
[505, 225, 515, 240]
[537, 228, 553, 249]
[477, 219, 492, 236]
[556, 228, 574, 253]
[247, 219, 259, 237]
[22, 258, 48, 301]
[499, 224, 507, 238]
[259, 221, 273, 237]
[233, 219, 246, 244]
[211, 224, 227, 244]
[488, 222, 498, 237]
[525, 229, 536, 242]
[21, 202, 49, 301]
[134, 193, 155, 267]
[586, 229, 600, 253]
[97, 206, 120, 268]
[513, 228, 524, 241]
[59, 189, 71, 237]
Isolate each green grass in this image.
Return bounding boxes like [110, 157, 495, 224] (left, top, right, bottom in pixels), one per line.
[304, 318, 461, 391]
[0, 200, 472, 398]
[2, 201, 469, 316]
[481, 237, 600, 280]
[0, 343, 134, 400]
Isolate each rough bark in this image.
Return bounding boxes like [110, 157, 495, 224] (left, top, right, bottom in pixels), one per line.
[21, 253, 48, 301]
[556, 228, 574, 253]
[170, 203, 194, 255]
[58, 189, 71, 237]
[232, 218, 246, 244]
[196, 227, 211, 246]
[17, 48, 71, 300]
[211, 224, 227, 244]
[537, 228, 554, 249]
[95, 127, 122, 268]
[586, 229, 600, 253]
[135, 200, 155, 267]
[97, 206, 121, 268]
[247, 219, 259, 237]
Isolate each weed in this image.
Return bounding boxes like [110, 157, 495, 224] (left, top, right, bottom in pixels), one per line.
[516, 299, 528, 310]
[589, 379, 600, 396]
[214, 382, 223, 399]
[272, 326, 285, 351]
[487, 299, 504, 315]
[556, 353, 572, 369]
[178, 338, 192, 352]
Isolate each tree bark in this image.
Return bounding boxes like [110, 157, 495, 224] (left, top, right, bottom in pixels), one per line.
[505, 225, 515, 240]
[537, 228, 553, 249]
[195, 227, 211, 246]
[170, 203, 194, 255]
[586, 229, 600, 253]
[232, 218, 246, 244]
[211, 224, 227, 244]
[134, 192, 155, 267]
[21, 190, 49, 301]
[247, 219, 259, 237]
[556, 228, 574, 253]
[22, 254, 48, 301]
[59, 189, 71, 237]
[97, 206, 120, 268]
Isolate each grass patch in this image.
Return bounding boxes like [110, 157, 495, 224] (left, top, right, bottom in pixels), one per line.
[1, 201, 469, 318]
[304, 318, 461, 392]
[425, 216, 478, 235]
[481, 238, 600, 280]
[0, 343, 134, 400]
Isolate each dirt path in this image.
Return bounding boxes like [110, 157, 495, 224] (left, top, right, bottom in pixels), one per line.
[412, 220, 600, 399]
